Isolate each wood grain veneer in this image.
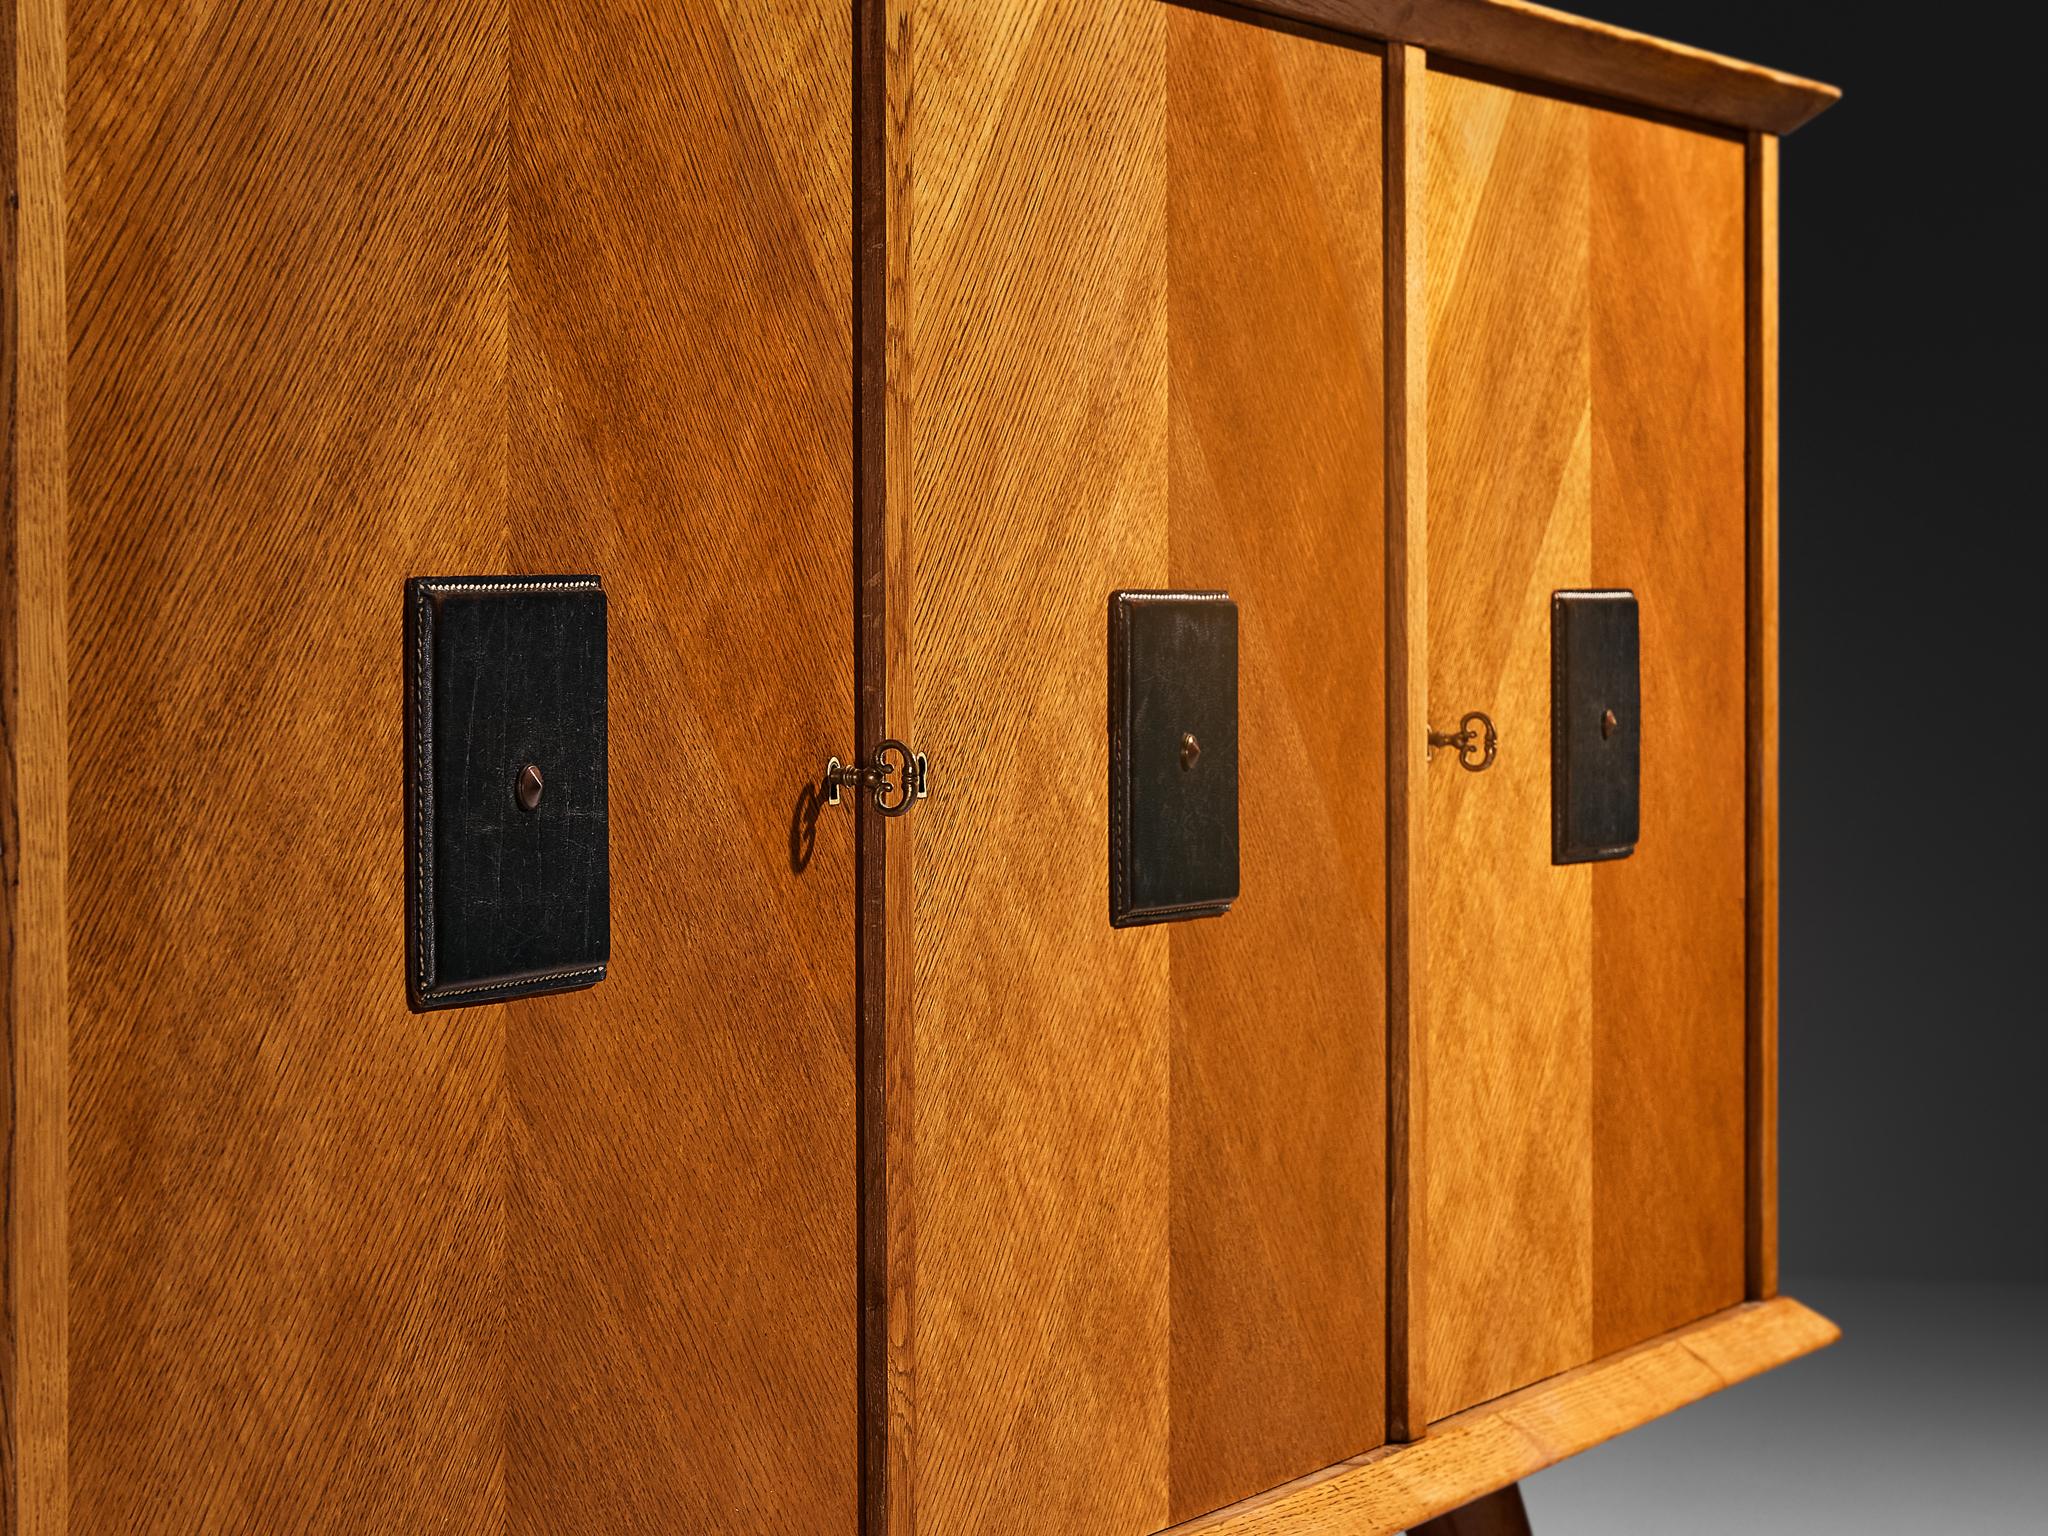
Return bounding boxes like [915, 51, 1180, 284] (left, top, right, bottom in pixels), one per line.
[1422, 61, 1595, 1418]
[1421, 64, 1749, 1419]
[506, 6, 856, 1528]
[1171, 1297, 1838, 1536]
[65, 10, 506, 1521]
[1583, 86, 1750, 1370]
[881, 1, 1391, 1529]
[15, 2, 859, 1528]
[1167, 11, 1386, 1519]
[892, 0, 1172, 1525]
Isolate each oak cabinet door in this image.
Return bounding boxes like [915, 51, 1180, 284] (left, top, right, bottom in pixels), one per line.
[1421, 65, 1750, 1420]
[64, 3, 856, 1529]
[883, 3, 1387, 1529]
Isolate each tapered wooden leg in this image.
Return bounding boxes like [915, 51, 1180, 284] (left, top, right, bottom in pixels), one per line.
[1409, 1482, 1534, 1536]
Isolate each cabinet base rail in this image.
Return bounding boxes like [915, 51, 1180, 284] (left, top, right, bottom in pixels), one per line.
[1168, 1297, 1837, 1536]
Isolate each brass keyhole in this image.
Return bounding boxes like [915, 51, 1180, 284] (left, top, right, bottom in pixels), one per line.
[1180, 732, 1201, 771]
[1601, 708, 1619, 740]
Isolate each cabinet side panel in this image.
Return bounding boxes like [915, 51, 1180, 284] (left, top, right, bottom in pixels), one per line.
[1166, 10, 1386, 1520]
[67, 5, 512, 1526]
[1587, 106, 1748, 1357]
[1422, 68, 1595, 1419]
[509, 3, 858, 1529]
[902, 0, 1171, 1530]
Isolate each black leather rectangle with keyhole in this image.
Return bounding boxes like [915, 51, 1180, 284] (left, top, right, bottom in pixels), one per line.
[405, 576, 609, 1010]
[1109, 590, 1239, 926]
[1552, 588, 1639, 864]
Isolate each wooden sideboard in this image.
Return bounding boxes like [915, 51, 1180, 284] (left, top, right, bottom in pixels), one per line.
[2, 2, 1837, 1532]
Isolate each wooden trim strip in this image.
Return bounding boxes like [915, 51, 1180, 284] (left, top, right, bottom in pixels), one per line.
[1221, 1, 1838, 135]
[1167, 1297, 1839, 1535]
[857, 2, 916, 1534]
[2, 1, 68, 1529]
[1381, 38, 1428, 1449]
[854, 0, 889, 1531]
[1, 7, 19, 1514]
[878, 0, 918, 1514]
[1744, 131, 1781, 1302]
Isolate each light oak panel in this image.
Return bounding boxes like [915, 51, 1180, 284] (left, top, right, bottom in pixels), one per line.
[1423, 66, 1748, 1418]
[1423, 68, 1596, 1417]
[1172, 1297, 1838, 1536]
[1167, 11, 1384, 1520]
[59, 2, 856, 1529]
[508, 4, 857, 1529]
[899, 0, 1172, 1530]
[1586, 99, 1747, 1361]
[67, 7, 511, 1526]
[891, 2, 1391, 1529]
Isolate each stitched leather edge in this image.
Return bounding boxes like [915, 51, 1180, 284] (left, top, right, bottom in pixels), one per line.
[412, 582, 435, 994]
[1110, 595, 1128, 923]
[422, 965, 609, 1003]
[1552, 591, 1568, 863]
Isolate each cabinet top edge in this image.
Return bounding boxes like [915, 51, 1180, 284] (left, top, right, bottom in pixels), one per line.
[1217, 0, 1841, 135]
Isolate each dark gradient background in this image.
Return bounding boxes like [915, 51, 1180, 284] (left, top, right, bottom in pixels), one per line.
[1485, 3, 2044, 1529]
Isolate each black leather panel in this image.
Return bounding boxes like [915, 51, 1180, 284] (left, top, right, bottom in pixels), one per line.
[1551, 588, 1639, 864]
[405, 575, 609, 1009]
[1109, 590, 1239, 926]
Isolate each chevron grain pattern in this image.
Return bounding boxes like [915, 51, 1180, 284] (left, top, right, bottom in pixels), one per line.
[899, 1, 1171, 1527]
[1167, 10, 1386, 1524]
[892, 2, 1389, 1530]
[507, 5, 856, 1529]
[1421, 63, 1747, 1421]
[53, 2, 855, 1529]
